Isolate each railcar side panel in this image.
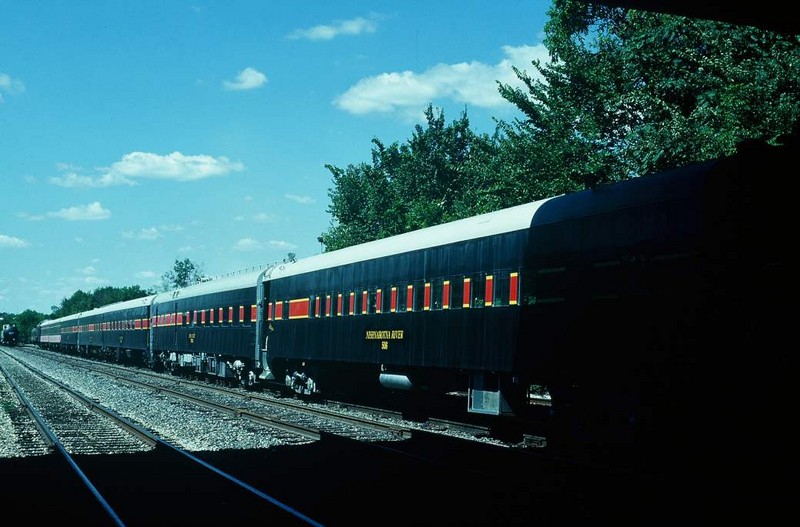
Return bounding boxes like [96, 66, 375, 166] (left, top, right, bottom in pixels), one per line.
[265, 231, 527, 392]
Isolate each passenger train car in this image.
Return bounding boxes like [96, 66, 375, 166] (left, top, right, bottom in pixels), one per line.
[32, 135, 791, 449]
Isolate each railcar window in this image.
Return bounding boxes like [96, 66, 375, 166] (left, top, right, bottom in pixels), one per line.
[452, 275, 464, 309]
[282, 301, 289, 320]
[431, 278, 443, 310]
[336, 293, 343, 316]
[352, 291, 359, 315]
[534, 266, 567, 303]
[471, 273, 484, 308]
[397, 284, 407, 312]
[368, 289, 376, 314]
[375, 288, 382, 314]
[494, 270, 510, 307]
[413, 280, 424, 311]
[346, 292, 354, 315]
[310, 295, 317, 317]
[424, 282, 431, 310]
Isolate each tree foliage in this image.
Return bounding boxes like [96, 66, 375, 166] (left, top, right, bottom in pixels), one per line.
[321, 105, 502, 251]
[498, 0, 800, 184]
[50, 285, 156, 319]
[161, 258, 205, 290]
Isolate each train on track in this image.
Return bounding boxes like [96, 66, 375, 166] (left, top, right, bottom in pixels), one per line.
[30, 134, 791, 450]
[2, 324, 20, 346]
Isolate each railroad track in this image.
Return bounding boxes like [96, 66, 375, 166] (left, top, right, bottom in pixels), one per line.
[0, 348, 326, 526]
[17, 346, 529, 448]
[2, 346, 697, 526]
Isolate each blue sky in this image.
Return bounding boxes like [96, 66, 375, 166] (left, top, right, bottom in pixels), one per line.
[0, 1, 550, 314]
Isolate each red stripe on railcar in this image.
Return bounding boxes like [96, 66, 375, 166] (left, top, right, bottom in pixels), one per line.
[463, 278, 471, 308]
[510, 272, 519, 305]
[484, 275, 494, 307]
[289, 298, 310, 319]
[376, 289, 382, 313]
[443, 280, 450, 309]
[406, 285, 413, 312]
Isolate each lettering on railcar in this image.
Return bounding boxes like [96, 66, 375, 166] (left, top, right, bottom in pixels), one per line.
[365, 330, 404, 340]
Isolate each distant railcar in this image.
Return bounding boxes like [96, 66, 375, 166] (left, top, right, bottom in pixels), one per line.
[2, 324, 20, 346]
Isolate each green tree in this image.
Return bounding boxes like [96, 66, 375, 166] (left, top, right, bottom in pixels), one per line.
[161, 258, 205, 290]
[51, 290, 94, 318]
[321, 105, 500, 251]
[50, 284, 156, 318]
[497, 0, 800, 185]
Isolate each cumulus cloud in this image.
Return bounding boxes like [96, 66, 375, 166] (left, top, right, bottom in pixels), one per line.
[0, 73, 25, 102]
[135, 270, 157, 279]
[288, 16, 378, 41]
[121, 227, 162, 240]
[233, 238, 262, 251]
[285, 194, 315, 204]
[0, 234, 30, 248]
[49, 151, 245, 188]
[223, 67, 268, 91]
[269, 240, 297, 250]
[334, 44, 548, 117]
[46, 202, 111, 221]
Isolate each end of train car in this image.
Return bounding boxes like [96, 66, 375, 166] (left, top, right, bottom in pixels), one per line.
[2, 324, 20, 346]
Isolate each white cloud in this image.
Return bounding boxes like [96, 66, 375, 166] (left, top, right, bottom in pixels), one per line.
[121, 227, 162, 240]
[285, 193, 315, 204]
[334, 44, 548, 116]
[80, 266, 96, 275]
[268, 240, 297, 250]
[233, 238, 262, 251]
[135, 271, 156, 279]
[0, 234, 30, 248]
[288, 16, 378, 41]
[251, 212, 276, 222]
[49, 151, 245, 188]
[46, 202, 111, 221]
[223, 67, 268, 91]
[0, 73, 25, 102]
